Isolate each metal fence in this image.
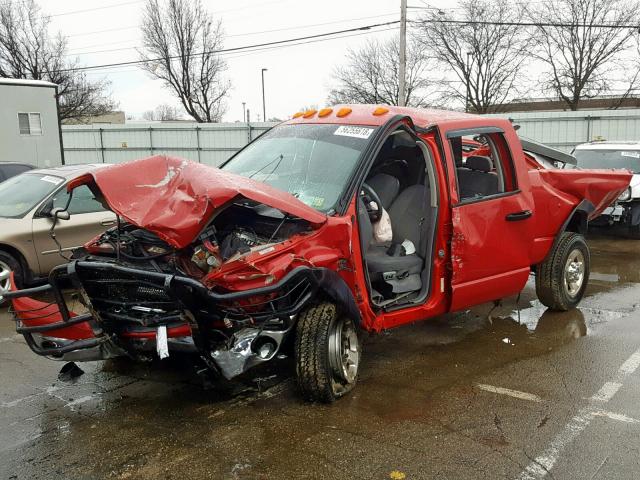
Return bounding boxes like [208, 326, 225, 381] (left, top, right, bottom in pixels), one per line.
[488, 109, 640, 152]
[61, 109, 640, 164]
[61, 122, 276, 166]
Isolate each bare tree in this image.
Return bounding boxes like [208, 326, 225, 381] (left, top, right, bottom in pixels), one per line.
[328, 38, 434, 107]
[142, 103, 183, 121]
[140, 0, 231, 122]
[526, 0, 640, 110]
[415, 0, 531, 113]
[0, 0, 115, 121]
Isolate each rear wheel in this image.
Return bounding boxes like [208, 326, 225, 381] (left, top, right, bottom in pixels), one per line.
[294, 302, 361, 403]
[536, 232, 590, 311]
[0, 251, 23, 306]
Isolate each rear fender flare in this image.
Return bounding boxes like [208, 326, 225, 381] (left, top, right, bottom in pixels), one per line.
[310, 268, 362, 329]
[543, 199, 594, 263]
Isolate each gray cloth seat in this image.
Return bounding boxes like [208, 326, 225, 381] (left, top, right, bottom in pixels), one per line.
[359, 182, 428, 293]
[366, 245, 423, 275]
[366, 173, 400, 209]
[457, 155, 499, 199]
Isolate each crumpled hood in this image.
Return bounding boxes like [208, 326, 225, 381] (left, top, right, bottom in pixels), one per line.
[73, 156, 326, 249]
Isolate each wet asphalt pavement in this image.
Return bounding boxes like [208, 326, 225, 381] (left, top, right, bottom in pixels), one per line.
[2, 235, 640, 479]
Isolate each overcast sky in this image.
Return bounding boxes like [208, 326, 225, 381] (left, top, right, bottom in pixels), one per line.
[44, 0, 450, 122]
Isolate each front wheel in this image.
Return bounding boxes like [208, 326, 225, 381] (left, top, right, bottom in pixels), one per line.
[536, 232, 590, 311]
[0, 251, 23, 306]
[294, 302, 361, 403]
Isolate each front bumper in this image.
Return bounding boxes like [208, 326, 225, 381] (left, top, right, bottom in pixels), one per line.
[2, 261, 319, 377]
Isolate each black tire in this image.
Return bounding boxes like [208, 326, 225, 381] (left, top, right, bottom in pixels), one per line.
[536, 232, 590, 311]
[294, 302, 361, 403]
[0, 250, 23, 306]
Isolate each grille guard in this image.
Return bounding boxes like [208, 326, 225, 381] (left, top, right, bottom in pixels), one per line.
[4, 261, 319, 359]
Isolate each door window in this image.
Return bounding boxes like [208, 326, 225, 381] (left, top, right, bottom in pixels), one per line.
[52, 185, 106, 215]
[449, 132, 517, 202]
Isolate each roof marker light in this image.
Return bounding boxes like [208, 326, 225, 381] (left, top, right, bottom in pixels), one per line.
[373, 107, 389, 116]
[292, 111, 304, 118]
[303, 109, 317, 118]
[336, 107, 352, 117]
[318, 107, 333, 117]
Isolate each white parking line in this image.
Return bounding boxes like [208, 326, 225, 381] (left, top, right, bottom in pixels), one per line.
[517, 347, 640, 479]
[592, 410, 640, 424]
[476, 384, 543, 403]
[591, 382, 622, 402]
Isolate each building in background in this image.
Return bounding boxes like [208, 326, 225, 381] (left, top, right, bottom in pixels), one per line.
[63, 111, 126, 125]
[0, 78, 64, 168]
[496, 95, 640, 113]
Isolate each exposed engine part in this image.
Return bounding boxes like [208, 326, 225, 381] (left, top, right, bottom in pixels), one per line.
[191, 238, 221, 273]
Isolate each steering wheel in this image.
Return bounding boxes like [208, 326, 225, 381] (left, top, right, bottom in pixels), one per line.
[361, 183, 383, 223]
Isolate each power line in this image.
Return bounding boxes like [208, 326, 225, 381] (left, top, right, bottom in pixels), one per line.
[409, 18, 640, 29]
[66, 12, 405, 57]
[80, 26, 401, 75]
[67, 26, 139, 38]
[54, 20, 400, 73]
[48, 0, 143, 17]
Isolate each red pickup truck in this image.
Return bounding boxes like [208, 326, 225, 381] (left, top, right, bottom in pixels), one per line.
[2, 105, 631, 403]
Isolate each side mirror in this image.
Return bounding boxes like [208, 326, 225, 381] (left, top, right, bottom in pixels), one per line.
[50, 207, 70, 221]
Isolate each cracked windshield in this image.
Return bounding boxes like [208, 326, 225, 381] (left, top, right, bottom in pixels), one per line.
[222, 124, 375, 212]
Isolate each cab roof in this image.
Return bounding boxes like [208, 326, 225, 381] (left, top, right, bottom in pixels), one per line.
[283, 104, 511, 131]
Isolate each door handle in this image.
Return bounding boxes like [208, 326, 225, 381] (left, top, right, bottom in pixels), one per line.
[505, 210, 532, 221]
[101, 219, 116, 226]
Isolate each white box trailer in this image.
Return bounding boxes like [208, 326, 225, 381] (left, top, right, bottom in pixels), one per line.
[0, 78, 64, 168]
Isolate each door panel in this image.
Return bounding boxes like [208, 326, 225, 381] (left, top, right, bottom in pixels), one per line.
[32, 211, 116, 275]
[449, 193, 534, 311]
[31, 184, 116, 276]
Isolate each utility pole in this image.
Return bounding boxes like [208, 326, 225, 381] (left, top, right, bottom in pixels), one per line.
[398, 0, 407, 107]
[465, 51, 472, 113]
[242, 102, 246, 122]
[261, 68, 268, 121]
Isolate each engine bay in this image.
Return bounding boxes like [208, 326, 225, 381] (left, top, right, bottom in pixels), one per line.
[87, 200, 312, 280]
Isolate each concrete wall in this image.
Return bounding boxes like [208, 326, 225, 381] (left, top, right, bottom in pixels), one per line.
[61, 122, 276, 166]
[0, 83, 63, 167]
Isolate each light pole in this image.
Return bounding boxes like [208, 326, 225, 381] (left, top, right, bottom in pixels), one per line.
[261, 68, 268, 122]
[398, 0, 407, 106]
[465, 51, 472, 113]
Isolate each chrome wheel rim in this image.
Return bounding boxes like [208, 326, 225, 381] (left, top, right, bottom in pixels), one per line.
[329, 318, 360, 384]
[563, 249, 585, 297]
[0, 260, 11, 292]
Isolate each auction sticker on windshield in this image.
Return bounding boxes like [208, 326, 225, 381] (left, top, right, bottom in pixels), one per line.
[334, 126, 374, 139]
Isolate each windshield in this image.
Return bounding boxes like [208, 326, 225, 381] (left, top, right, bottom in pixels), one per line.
[222, 124, 375, 212]
[574, 149, 640, 173]
[0, 173, 64, 218]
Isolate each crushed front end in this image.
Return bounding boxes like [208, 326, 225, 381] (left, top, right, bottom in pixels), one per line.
[3, 156, 356, 380]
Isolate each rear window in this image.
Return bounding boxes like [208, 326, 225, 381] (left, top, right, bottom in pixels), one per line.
[574, 149, 640, 173]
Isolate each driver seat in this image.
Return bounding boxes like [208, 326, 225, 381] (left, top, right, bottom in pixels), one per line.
[359, 184, 428, 293]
